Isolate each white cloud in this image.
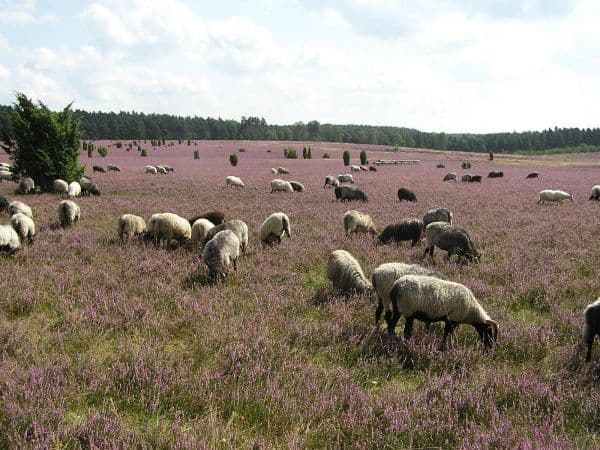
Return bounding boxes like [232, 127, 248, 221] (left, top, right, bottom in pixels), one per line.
[0, 0, 56, 24]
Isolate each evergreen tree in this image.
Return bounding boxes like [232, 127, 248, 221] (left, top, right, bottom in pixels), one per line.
[343, 150, 350, 166]
[360, 150, 367, 165]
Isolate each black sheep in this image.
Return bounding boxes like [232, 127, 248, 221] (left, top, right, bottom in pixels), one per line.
[469, 175, 482, 183]
[526, 172, 539, 179]
[377, 219, 423, 247]
[369, 166, 377, 172]
[335, 186, 368, 202]
[397, 188, 417, 202]
[584, 299, 600, 362]
[93, 165, 106, 173]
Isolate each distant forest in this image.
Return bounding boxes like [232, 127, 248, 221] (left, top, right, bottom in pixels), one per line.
[1, 104, 599, 153]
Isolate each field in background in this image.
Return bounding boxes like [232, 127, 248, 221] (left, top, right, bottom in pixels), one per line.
[1, 141, 599, 448]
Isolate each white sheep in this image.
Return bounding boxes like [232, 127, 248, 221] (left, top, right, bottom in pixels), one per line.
[58, 200, 80, 227]
[259, 212, 291, 245]
[270, 178, 293, 193]
[0, 224, 21, 254]
[15, 177, 35, 194]
[326, 249, 372, 294]
[191, 218, 215, 249]
[147, 212, 191, 247]
[53, 179, 69, 195]
[68, 181, 81, 198]
[145, 165, 158, 174]
[324, 175, 340, 188]
[9, 213, 35, 244]
[537, 189, 574, 205]
[443, 173, 457, 182]
[343, 210, 377, 236]
[8, 201, 33, 219]
[423, 207, 453, 229]
[117, 214, 147, 242]
[371, 263, 443, 332]
[0, 171, 13, 182]
[225, 175, 245, 188]
[350, 165, 361, 172]
[337, 173, 354, 184]
[583, 298, 600, 362]
[590, 185, 600, 201]
[205, 219, 249, 253]
[202, 229, 240, 282]
[277, 167, 289, 174]
[389, 275, 499, 350]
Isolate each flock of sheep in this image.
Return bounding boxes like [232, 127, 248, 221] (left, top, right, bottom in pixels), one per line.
[1, 157, 599, 362]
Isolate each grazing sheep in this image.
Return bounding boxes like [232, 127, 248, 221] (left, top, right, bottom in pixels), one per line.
[324, 175, 340, 188]
[0, 195, 8, 212]
[15, 177, 35, 194]
[397, 188, 417, 202]
[147, 213, 192, 247]
[277, 167, 289, 174]
[225, 175, 245, 188]
[343, 210, 377, 236]
[191, 218, 215, 249]
[443, 172, 457, 182]
[326, 249, 372, 294]
[425, 222, 479, 263]
[145, 165, 158, 174]
[371, 263, 444, 332]
[583, 298, 600, 362]
[290, 181, 305, 192]
[53, 179, 69, 195]
[156, 165, 167, 174]
[423, 208, 453, 229]
[488, 171, 504, 178]
[378, 219, 423, 247]
[10, 213, 35, 243]
[117, 214, 147, 242]
[389, 275, 499, 350]
[526, 172, 539, 179]
[0, 224, 21, 254]
[205, 219, 249, 253]
[589, 185, 600, 201]
[461, 174, 472, 182]
[68, 181, 81, 198]
[335, 185, 368, 202]
[337, 174, 354, 184]
[93, 165, 106, 173]
[350, 165, 361, 172]
[369, 166, 377, 172]
[107, 164, 121, 172]
[259, 212, 291, 245]
[537, 190, 574, 205]
[58, 200, 80, 227]
[0, 171, 13, 182]
[469, 175, 482, 183]
[80, 177, 101, 196]
[271, 178, 294, 193]
[188, 211, 226, 226]
[8, 201, 33, 219]
[270, 168, 278, 174]
[202, 229, 240, 282]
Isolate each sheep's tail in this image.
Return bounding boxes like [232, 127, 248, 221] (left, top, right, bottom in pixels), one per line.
[282, 215, 291, 238]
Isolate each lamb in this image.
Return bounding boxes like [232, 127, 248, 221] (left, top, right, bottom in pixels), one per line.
[68, 181, 81, 198]
[259, 212, 291, 245]
[225, 175, 245, 188]
[0, 223, 21, 254]
[469, 175, 482, 183]
[8, 201, 33, 219]
[271, 178, 293, 193]
[590, 185, 600, 201]
[9, 213, 35, 244]
[343, 210, 377, 236]
[583, 298, 600, 362]
[188, 211, 226, 226]
[15, 177, 35, 194]
[389, 275, 499, 350]
[277, 167, 289, 175]
[53, 179, 69, 195]
[424, 222, 479, 263]
[461, 174, 472, 182]
[537, 190, 574, 205]
[377, 219, 423, 247]
[289, 181, 305, 192]
[337, 174, 354, 184]
[443, 172, 457, 182]
[93, 165, 106, 173]
[107, 164, 121, 172]
[202, 229, 240, 282]
[371, 262, 444, 332]
[0, 195, 8, 212]
[147, 213, 192, 247]
[335, 185, 368, 202]
[350, 165, 361, 172]
[423, 208, 453, 229]
[326, 249, 372, 294]
[526, 172, 539, 179]
[191, 218, 214, 249]
[324, 175, 340, 188]
[117, 214, 147, 242]
[145, 166, 158, 174]
[80, 177, 101, 196]
[397, 188, 417, 202]
[58, 200, 81, 227]
[205, 219, 249, 253]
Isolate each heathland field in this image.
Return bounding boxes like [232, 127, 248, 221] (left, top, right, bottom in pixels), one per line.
[1, 140, 600, 448]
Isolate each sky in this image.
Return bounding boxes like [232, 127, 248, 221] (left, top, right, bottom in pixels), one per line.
[0, 0, 599, 133]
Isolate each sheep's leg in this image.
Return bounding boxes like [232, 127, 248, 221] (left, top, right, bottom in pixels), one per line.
[403, 316, 414, 340]
[585, 339, 594, 362]
[383, 309, 393, 333]
[411, 237, 419, 247]
[440, 321, 457, 351]
[233, 258, 237, 271]
[375, 300, 384, 327]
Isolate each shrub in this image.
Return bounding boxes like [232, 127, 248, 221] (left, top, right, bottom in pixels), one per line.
[115, 141, 122, 149]
[187, 139, 191, 146]
[343, 150, 350, 166]
[162, 138, 166, 145]
[436, 163, 445, 168]
[178, 139, 182, 144]
[97, 146, 108, 157]
[284, 148, 297, 159]
[87, 147, 92, 158]
[307, 147, 312, 159]
[489, 152, 494, 161]
[303, 147, 307, 159]
[230, 153, 238, 166]
[128, 142, 132, 149]
[239, 148, 246, 153]
[194, 150, 199, 160]
[141, 149, 148, 157]
[137, 145, 141, 152]
[462, 161, 472, 169]
[360, 150, 367, 165]
[323, 153, 330, 159]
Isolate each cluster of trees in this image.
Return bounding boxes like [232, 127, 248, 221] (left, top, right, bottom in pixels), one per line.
[2, 104, 600, 153]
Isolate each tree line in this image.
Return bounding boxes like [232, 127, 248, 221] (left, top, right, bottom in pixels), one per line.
[1, 104, 599, 153]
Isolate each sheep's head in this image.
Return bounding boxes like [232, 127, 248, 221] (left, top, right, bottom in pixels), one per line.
[483, 320, 499, 349]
